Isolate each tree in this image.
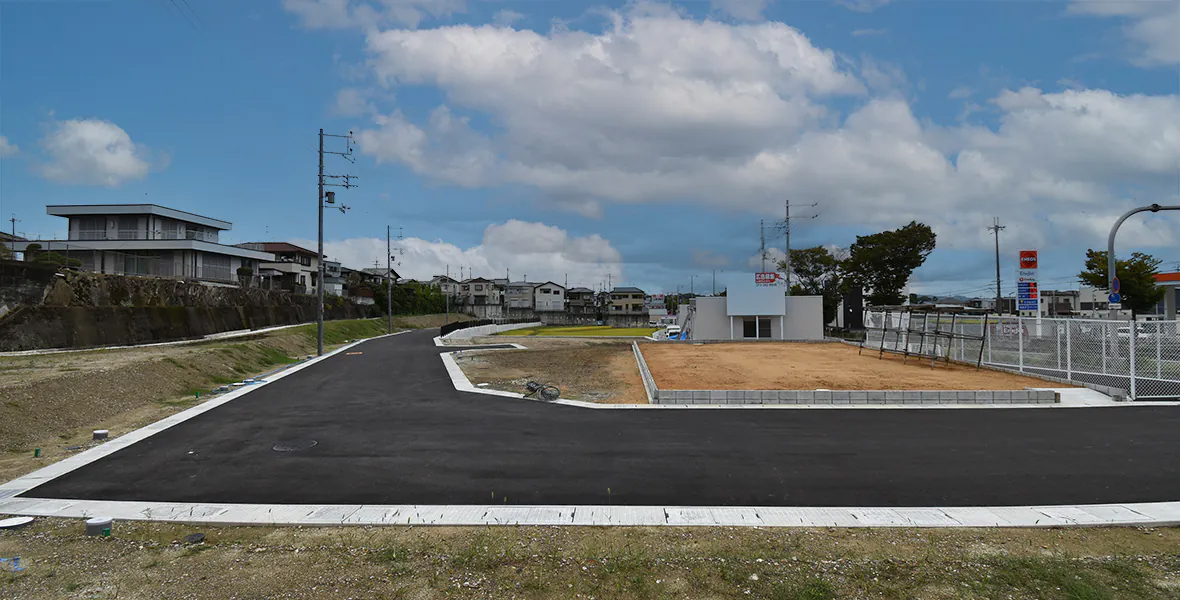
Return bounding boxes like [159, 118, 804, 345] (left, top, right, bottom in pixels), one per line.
[843, 221, 937, 306]
[1078, 249, 1165, 314]
[777, 246, 844, 325]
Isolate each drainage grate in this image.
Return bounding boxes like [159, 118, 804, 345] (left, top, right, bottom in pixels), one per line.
[272, 440, 318, 452]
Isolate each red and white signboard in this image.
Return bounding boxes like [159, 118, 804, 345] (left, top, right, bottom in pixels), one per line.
[1019, 250, 1038, 269]
[755, 272, 785, 287]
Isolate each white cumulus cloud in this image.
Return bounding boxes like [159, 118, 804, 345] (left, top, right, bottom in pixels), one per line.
[1069, 0, 1180, 66]
[283, 0, 466, 30]
[37, 118, 154, 186]
[0, 135, 18, 158]
[302, 220, 625, 288]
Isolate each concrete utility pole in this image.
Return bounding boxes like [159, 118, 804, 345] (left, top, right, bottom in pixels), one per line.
[387, 225, 392, 334]
[690, 275, 695, 295]
[316, 128, 357, 356]
[445, 264, 450, 325]
[1107, 203, 1180, 318]
[784, 199, 790, 296]
[760, 220, 767, 272]
[8, 214, 19, 255]
[988, 217, 1005, 314]
[712, 269, 716, 295]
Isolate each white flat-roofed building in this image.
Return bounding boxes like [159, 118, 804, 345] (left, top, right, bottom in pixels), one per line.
[13, 204, 273, 284]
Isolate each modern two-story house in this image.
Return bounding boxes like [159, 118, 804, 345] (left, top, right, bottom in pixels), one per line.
[235, 242, 320, 295]
[565, 287, 596, 315]
[13, 204, 273, 284]
[610, 286, 648, 315]
[533, 282, 566, 312]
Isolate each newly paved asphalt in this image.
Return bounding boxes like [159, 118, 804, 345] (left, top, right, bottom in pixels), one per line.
[23, 330, 1180, 507]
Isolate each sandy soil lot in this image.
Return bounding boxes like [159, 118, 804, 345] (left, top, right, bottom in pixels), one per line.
[456, 339, 647, 403]
[642, 342, 1067, 391]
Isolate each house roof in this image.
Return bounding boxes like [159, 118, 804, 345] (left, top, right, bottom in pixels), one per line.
[461, 277, 493, 283]
[0, 231, 25, 242]
[237, 242, 317, 256]
[534, 281, 564, 289]
[362, 267, 401, 279]
[567, 287, 594, 293]
[47, 204, 233, 230]
[611, 286, 645, 293]
[1155, 272, 1180, 284]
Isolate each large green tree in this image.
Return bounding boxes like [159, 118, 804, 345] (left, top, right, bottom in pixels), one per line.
[843, 221, 937, 306]
[1078, 250, 1165, 314]
[777, 246, 844, 325]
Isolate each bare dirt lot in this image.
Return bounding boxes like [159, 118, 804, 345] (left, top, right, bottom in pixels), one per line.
[642, 342, 1067, 391]
[457, 338, 647, 403]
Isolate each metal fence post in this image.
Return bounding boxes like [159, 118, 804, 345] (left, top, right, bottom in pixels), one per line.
[1156, 321, 1162, 379]
[1129, 324, 1137, 400]
[1055, 324, 1062, 371]
[1065, 321, 1072, 380]
[1018, 317, 1024, 373]
[987, 319, 992, 363]
[1102, 321, 1108, 374]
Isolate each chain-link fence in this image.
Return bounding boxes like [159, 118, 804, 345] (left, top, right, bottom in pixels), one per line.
[865, 311, 1180, 400]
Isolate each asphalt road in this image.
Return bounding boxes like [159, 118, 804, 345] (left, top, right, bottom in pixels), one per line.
[23, 329, 1180, 507]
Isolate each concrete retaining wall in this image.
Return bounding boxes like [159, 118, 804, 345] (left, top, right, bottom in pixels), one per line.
[632, 341, 658, 403]
[442, 321, 543, 340]
[633, 341, 1059, 406]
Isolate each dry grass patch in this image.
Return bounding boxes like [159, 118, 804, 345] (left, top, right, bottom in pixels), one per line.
[2, 519, 1178, 599]
[456, 339, 647, 403]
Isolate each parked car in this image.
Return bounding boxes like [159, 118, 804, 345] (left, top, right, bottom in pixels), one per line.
[665, 325, 682, 338]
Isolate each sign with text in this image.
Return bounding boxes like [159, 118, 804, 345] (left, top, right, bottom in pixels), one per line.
[755, 272, 786, 287]
[1017, 249, 1039, 312]
[1019, 250, 1038, 269]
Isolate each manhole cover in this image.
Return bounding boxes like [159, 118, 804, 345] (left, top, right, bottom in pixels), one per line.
[272, 440, 318, 452]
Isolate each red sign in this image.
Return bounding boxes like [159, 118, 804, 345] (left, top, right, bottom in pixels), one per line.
[755, 272, 781, 285]
[1019, 250, 1038, 269]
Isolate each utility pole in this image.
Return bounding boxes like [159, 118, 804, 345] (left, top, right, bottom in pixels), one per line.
[988, 217, 1005, 314]
[8, 214, 19, 256]
[712, 269, 716, 295]
[317, 128, 357, 356]
[607, 272, 611, 291]
[445, 264, 450, 324]
[783, 199, 790, 296]
[690, 275, 695, 295]
[387, 225, 392, 334]
[760, 219, 767, 272]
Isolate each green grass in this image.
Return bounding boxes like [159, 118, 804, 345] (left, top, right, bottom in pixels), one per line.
[295, 318, 389, 346]
[496, 325, 660, 337]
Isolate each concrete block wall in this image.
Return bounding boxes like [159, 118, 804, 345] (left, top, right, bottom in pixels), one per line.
[651, 388, 1059, 405]
[442, 321, 542, 340]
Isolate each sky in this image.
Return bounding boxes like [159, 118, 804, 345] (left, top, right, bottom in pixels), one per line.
[0, 0, 1177, 296]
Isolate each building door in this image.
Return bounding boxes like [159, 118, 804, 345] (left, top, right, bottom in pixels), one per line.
[758, 317, 772, 338]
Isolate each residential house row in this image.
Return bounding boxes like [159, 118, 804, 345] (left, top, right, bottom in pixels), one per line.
[424, 275, 652, 317]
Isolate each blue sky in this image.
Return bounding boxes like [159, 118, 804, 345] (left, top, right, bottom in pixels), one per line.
[1, 0, 1177, 295]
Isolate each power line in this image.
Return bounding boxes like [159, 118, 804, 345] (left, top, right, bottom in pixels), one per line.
[176, 0, 206, 28]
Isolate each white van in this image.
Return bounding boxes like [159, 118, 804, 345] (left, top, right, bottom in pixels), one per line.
[665, 325, 682, 338]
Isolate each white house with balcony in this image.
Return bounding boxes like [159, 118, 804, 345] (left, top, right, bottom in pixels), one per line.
[13, 204, 273, 284]
[234, 242, 321, 295]
[533, 282, 566, 311]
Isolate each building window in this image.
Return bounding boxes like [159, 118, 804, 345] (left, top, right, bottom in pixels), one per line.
[553, 290, 561, 297]
[475, 285, 483, 291]
[541, 289, 550, 294]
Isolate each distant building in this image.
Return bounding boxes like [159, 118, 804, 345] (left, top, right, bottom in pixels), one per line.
[1152, 273, 1179, 320]
[459, 277, 499, 305]
[609, 286, 647, 315]
[506, 282, 537, 309]
[566, 287, 596, 315]
[429, 275, 461, 298]
[324, 261, 344, 297]
[12, 204, 272, 284]
[236, 242, 320, 295]
[533, 282, 565, 312]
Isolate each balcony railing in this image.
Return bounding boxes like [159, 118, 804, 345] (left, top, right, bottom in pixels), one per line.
[72, 230, 219, 243]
